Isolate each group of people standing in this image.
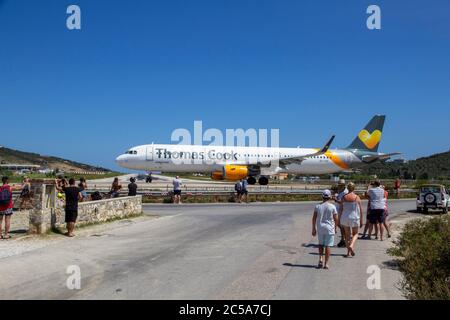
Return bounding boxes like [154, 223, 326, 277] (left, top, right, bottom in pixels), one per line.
[56, 176, 139, 237]
[312, 179, 390, 269]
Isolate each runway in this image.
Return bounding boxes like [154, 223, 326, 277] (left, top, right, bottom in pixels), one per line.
[0, 200, 414, 299]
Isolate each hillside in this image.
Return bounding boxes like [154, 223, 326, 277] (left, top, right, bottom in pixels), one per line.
[361, 150, 450, 180]
[0, 146, 111, 173]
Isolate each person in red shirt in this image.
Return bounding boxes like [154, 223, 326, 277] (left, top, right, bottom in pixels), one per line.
[394, 178, 401, 195]
[0, 176, 23, 239]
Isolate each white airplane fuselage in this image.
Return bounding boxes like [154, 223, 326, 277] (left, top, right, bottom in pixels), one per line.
[116, 143, 359, 175]
[115, 116, 398, 183]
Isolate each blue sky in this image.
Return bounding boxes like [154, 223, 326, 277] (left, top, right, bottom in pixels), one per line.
[1, 0, 449, 171]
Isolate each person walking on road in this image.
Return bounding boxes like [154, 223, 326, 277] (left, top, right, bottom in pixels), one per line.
[381, 185, 391, 238]
[56, 178, 82, 237]
[0, 176, 22, 239]
[312, 189, 338, 269]
[173, 176, 182, 204]
[339, 182, 363, 257]
[361, 183, 374, 239]
[333, 179, 348, 248]
[367, 180, 387, 241]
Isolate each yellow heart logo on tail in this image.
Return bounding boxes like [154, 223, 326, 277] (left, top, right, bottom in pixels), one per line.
[358, 130, 382, 149]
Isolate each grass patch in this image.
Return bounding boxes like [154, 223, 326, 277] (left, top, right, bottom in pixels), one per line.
[142, 191, 417, 204]
[387, 214, 450, 300]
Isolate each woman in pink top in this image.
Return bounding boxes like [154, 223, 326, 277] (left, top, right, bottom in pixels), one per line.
[0, 176, 22, 239]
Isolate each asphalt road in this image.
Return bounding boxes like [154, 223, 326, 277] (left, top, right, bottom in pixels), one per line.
[0, 200, 414, 300]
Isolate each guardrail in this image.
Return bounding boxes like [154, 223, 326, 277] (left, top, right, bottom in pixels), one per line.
[13, 187, 417, 197]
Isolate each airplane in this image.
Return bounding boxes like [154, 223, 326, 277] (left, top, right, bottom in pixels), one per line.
[115, 115, 400, 185]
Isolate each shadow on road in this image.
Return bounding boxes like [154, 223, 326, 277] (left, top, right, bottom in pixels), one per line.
[9, 229, 27, 235]
[283, 263, 318, 269]
[309, 252, 343, 257]
[382, 259, 400, 271]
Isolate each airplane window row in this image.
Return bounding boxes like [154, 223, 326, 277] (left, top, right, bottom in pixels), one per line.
[242, 155, 276, 158]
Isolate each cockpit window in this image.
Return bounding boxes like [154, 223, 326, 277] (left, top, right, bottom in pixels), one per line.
[125, 150, 138, 155]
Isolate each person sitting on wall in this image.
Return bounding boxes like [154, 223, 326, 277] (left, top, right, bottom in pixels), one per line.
[110, 178, 122, 198]
[128, 177, 138, 196]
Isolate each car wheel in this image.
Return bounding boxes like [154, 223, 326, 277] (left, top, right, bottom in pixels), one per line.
[424, 193, 437, 204]
[247, 177, 257, 185]
[423, 208, 429, 214]
[444, 206, 448, 214]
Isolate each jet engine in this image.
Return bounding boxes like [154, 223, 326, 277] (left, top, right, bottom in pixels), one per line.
[222, 165, 249, 181]
[211, 171, 224, 180]
[211, 165, 249, 181]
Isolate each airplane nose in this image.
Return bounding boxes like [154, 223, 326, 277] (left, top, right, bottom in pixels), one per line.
[115, 155, 125, 165]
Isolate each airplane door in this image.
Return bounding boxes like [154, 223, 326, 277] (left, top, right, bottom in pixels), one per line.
[146, 145, 153, 161]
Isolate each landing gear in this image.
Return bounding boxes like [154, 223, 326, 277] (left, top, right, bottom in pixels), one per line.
[247, 177, 257, 185]
[258, 176, 269, 186]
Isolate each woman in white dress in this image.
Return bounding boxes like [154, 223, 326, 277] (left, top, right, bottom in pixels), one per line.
[339, 183, 364, 257]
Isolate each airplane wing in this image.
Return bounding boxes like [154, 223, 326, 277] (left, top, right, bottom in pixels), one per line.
[361, 152, 402, 163]
[279, 135, 335, 166]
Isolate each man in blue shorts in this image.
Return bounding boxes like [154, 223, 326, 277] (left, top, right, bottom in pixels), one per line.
[312, 190, 338, 269]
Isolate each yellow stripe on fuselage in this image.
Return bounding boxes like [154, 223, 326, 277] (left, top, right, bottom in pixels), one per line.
[325, 151, 349, 170]
[311, 148, 350, 170]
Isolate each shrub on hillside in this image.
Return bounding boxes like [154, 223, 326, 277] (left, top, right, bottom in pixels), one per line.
[388, 215, 450, 300]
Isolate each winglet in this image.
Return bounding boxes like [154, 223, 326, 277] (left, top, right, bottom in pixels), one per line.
[320, 135, 335, 153]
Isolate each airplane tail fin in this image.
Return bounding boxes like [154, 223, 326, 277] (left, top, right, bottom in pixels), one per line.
[347, 115, 386, 152]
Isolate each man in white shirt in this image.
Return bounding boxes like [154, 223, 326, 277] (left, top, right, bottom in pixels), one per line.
[172, 176, 182, 204]
[312, 190, 338, 269]
[367, 180, 387, 240]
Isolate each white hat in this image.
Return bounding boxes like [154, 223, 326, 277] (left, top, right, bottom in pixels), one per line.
[322, 189, 332, 199]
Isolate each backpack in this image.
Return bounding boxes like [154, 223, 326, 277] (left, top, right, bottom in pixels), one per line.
[235, 182, 242, 192]
[0, 186, 12, 206]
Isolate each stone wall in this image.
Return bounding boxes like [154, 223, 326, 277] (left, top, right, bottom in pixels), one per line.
[10, 210, 30, 233]
[51, 196, 143, 228]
